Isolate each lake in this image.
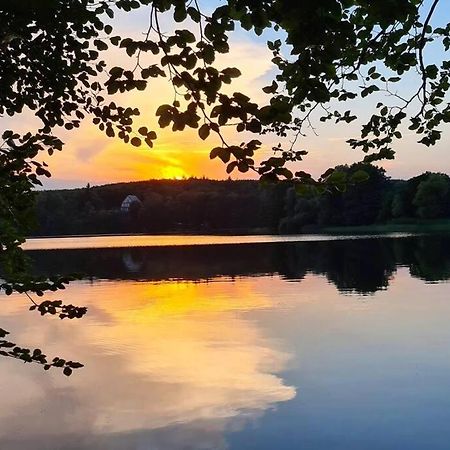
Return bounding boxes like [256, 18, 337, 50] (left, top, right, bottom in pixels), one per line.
[2, 233, 450, 449]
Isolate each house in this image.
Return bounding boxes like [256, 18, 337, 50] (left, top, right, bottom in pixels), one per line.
[121, 195, 142, 213]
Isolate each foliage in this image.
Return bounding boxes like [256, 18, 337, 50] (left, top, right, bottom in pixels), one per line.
[413, 173, 450, 218]
[280, 164, 389, 231]
[0, 327, 83, 376]
[280, 168, 450, 232]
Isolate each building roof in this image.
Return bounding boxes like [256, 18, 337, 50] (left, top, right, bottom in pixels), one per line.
[121, 195, 142, 212]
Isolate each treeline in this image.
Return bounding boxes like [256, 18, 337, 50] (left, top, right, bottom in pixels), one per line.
[33, 178, 287, 236]
[33, 166, 450, 237]
[281, 164, 450, 232]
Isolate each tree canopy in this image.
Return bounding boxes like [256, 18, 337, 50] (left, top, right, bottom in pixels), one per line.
[1, 1, 449, 231]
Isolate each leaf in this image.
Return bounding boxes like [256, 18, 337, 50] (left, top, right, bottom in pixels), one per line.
[237, 161, 249, 172]
[226, 161, 238, 173]
[262, 81, 278, 94]
[68, 362, 84, 369]
[109, 67, 123, 78]
[187, 6, 201, 22]
[179, 30, 196, 44]
[209, 147, 221, 159]
[276, 167, 293, 179]
[361, 85, 380, 97]
[134, 80, 147, 91]
[110, 36, 121, 46]
[130, 137, 141, 147]
[210, 147, 230, 163]
[94, 40, 108, 51]
[222, 67, 241, 78]
[198, 124, 210, 140]
[174, 6, 187, 22]
[0, 329, 9, 338]
[202, 45, 215, 64]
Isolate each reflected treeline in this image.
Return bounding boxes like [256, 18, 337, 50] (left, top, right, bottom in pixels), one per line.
[26, 235, 450, 294]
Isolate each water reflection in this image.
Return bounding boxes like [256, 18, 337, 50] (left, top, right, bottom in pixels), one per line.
[27, 234, 450, 294]
[0, 278, 295, 450]
[2, 235, 450, 449]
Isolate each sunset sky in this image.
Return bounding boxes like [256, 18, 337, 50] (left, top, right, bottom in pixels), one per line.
[6, 1, 450, 189]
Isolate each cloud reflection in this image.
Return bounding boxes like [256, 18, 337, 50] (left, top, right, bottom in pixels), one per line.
[0, 278, 295, 449]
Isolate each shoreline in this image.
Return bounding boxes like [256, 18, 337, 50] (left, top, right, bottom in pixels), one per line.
[25, 220, 450, 240]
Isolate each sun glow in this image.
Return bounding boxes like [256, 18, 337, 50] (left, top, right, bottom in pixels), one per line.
[33, 39, 278, 188]
[161, 165, 187, 180]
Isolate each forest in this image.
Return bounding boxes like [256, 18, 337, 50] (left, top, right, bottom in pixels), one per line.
[33, 164, 450, 236]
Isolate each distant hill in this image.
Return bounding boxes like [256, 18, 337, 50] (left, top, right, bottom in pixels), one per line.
[33, 178, 288, 236]
[32, 167, 450, 237]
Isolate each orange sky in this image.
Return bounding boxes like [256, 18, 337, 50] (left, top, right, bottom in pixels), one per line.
[44, 42, 270, 184]
[4, 4, 450, 189]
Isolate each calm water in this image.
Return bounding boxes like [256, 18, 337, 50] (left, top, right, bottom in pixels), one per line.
[2, 234, 450, 449]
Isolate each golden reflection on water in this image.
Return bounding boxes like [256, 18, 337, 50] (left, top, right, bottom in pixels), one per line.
[0, 277, 296, 447]
[21, 232, 414, 250]
[3, 267, 450, 449]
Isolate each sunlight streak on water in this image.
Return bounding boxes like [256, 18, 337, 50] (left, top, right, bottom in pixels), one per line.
[22, 232, 418, 250]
